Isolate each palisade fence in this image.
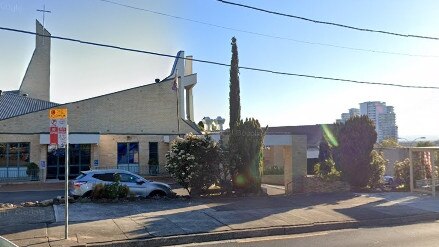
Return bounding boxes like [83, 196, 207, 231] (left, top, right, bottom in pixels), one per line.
[0, 167, 40, 181]
[410, 148, 439, 197]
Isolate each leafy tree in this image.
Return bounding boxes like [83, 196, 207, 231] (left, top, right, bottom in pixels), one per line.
[378, 139, 401, 148]
[368, 150, 387, 188]
[416, 141, 434, 147]
[226, 37, 266, 194]
[338, 116, 377, 188]
[394, 158, 417, 188]
[314, 158, 341, 182]
[165, 134, 223, 195]
[415, 141, 435, 179]
[229, 37, 241, 130]
[230, 118, 266, 193]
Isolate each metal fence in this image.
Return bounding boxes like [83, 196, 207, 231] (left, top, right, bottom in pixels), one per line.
[0, 168, 40, 182]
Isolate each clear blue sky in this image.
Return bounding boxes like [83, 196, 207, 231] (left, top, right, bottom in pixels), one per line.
[1, 0, 438, 140]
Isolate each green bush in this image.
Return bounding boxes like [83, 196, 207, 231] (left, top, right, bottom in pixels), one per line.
[117, 184, 130, 198]
[368, 150, 386, 188]
[228, 118, 266, 194]
[91, 182, 130, 200]
[91, 183, 105, 199]
[338, 116, 377, 188]
[26, 162, 39, 176]
[314, 159, 341, 182]
[165, 133, 223, 196]
[263, 166, 284, 175]
[394, 158, 412, 188]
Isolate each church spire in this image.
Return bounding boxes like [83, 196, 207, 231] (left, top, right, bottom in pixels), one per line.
[19, 20, 51, 101]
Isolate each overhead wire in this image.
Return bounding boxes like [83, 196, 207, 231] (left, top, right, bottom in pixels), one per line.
[217, 0, 439, 41]
[1, 26, 438, 90]
[96, 0, 439, 58]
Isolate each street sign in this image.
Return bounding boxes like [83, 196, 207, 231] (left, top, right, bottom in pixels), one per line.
[49, 108, 68, 119]
[57, 119, 67, 148]
[39, 161, 46, 169]
[48, 108, 70, 239]
[50, 126, 58, 145]
[49, 119, 68, 146]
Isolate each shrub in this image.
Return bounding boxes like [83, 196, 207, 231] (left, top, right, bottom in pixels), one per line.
[263, 165, 284, 175]
[337, 116, 377, 188]
[394, 158, 411, 188]
[229, 118, 266, 194]
[91, 183, 105, 199]
[91, 182, 130, 200]
[368, 150, 386, 188]
[314, 159, 341, 182]
[26, 162, 39, 176]
[117, 184, 130, 198]
[165, 133, 223, 196]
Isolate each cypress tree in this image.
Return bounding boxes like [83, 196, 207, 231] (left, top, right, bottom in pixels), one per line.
[229, 37, 241, 130]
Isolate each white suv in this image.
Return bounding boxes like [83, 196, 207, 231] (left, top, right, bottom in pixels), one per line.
[69, 169, 175, 198]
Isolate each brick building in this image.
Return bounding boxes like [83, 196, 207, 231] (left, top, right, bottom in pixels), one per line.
[0, 21, 200, 181]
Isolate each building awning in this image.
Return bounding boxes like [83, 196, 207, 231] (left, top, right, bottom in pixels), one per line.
[40, 133, 100, 144]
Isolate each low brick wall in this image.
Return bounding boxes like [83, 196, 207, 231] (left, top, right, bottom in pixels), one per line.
[261, 175, 284, 186]
[303, 176, 350, 193]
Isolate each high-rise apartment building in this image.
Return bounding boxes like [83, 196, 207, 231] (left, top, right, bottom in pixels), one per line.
[360, 101, 398, 142]
[337, 108, 360, 124]
[337, 102, 398, 142]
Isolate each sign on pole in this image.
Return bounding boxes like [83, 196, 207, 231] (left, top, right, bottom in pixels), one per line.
[49, 109, 67, 119]
[48, 108, 69, 239]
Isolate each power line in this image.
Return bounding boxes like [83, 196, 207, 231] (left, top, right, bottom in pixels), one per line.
[217, 0, 439, 41]
[1, 26, 438, 90]
[96, 0, 438, 58]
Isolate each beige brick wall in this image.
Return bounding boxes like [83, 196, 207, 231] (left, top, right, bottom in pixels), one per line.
[97, 134, 170, 175]
[0, 133, 173, 178]
[0, 134, 41, 164]
[0, 79, 196, 135]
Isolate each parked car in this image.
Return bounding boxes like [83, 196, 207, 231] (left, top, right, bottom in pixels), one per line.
[383, 175, 395, 185]
[69, 169, 175, 198]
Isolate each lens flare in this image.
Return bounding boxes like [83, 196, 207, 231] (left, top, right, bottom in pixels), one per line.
[236, 174, 246, 186]
[322, 124, 339, 147]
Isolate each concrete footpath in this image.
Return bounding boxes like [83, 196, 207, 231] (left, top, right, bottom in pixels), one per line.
[1, 192, 439, 247]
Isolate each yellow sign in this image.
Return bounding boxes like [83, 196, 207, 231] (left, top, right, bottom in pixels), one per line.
[49, 108, 68, 119]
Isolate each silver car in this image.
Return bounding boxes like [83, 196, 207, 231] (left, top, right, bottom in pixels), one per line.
[69, 169, 175, 198]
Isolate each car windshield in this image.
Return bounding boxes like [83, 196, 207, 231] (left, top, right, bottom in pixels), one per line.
[75, 173, 86, 180]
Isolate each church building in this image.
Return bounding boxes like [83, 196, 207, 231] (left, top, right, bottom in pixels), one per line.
[0, 20, 200, 181]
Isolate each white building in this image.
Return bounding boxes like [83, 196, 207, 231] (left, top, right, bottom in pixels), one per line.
[337, 108, 360, 124]
[337, 102, 397, 142]
[359, 101, 398, 142]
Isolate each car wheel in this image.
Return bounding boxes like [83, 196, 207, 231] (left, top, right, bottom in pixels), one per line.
[149, 190, 166, 199]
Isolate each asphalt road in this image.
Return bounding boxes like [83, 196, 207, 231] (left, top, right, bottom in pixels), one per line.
[0, 190, 64, 204]
[180, 221, 439, 247]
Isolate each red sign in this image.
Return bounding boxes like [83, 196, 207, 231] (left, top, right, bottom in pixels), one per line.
[50, 126, 58, 145]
